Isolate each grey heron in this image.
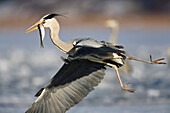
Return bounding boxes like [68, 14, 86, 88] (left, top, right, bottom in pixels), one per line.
[25, 13, 166, 113]
[105, 19, 132, 74]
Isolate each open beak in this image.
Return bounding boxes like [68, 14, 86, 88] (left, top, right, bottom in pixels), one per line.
[26, 21, 42, 33]
[26, 21, 45, 48]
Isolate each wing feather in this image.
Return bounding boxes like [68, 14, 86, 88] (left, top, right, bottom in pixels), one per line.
[64, 86, 83, 102]
[41, 100, 46, 113]
[25, 59, 106, 113]
[54, 96, 65, 113]
[50, 93, 62, 113]
[57, 89, 74, 107]
[55, 95, 66, 112]
[49, 96, 58, 113]
[68, 85, 85, 98]
[58, 89, 74, 109]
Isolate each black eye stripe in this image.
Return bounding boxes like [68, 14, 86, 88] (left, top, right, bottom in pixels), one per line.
[43, 13, 67, 20]
[43, 14, 57, 20]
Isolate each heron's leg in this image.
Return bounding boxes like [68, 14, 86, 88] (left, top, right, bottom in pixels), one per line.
[126, 55, 166, 64]
[112, 65, 123, 88]
[112, 65, 135, 93]
[104, 62, 135, 93]
[106, 63, 135, 93]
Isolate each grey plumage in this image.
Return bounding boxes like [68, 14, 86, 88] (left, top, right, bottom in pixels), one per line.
[69, 38, 126, 67]
[26, 59, 106, 113]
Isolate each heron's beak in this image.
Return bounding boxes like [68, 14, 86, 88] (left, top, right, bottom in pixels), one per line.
[26, 21, 42, 33]
[26, 21, 45, 48]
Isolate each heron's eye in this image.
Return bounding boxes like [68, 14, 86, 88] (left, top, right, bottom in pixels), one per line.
[42, 20, 45, 24]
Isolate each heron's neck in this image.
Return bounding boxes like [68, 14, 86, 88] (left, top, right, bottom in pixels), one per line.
[109, 27, 119, 44]
[49, 20, 73, 53]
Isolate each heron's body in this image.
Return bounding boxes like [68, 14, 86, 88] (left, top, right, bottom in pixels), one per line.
[25, 13, 165, 113]
[69, 38, 126, 67]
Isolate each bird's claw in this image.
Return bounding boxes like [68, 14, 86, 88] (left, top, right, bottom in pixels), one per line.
[122, 83, 136, 93]
[150, 55, 166, 64]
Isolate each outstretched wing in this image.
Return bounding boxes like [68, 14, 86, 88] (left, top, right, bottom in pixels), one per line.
[25, 59, 106, 113]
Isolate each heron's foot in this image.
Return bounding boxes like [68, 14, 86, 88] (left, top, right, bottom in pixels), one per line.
[122, 83, 136, 93]
[150, 55, 166, 64]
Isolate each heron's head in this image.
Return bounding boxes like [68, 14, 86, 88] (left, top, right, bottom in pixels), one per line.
[105, 19, 119, 28]
[26, 13, 64, 47]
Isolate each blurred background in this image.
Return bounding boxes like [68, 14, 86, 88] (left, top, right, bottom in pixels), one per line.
[0, 0, 170, 113]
